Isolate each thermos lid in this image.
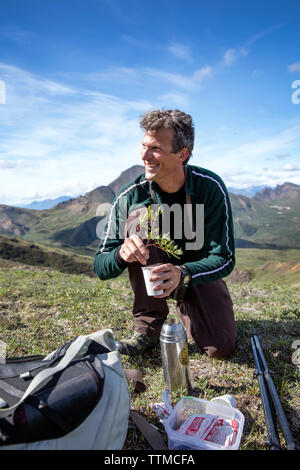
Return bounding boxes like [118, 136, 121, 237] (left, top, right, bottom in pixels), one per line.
[160, 319, 187, 343]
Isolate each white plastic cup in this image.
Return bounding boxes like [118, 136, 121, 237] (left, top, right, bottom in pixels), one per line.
[210, 394, 237, 408]
[142, 263, 164, 296]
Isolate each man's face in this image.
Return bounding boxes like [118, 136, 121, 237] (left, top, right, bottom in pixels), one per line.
[141, 128, 186, 185]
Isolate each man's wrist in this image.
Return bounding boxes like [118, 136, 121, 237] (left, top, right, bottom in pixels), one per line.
[178, 265, 192, 287]
[114, 246, 128, 270]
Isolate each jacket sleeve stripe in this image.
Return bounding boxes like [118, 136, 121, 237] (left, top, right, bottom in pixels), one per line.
[192, 258, 233, 278]
[99, 179, 148, 254]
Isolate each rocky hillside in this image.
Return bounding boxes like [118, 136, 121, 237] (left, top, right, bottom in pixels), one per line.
[0, 205, 40, 237]
[108, 165, 144, 194]
[254, 182, 300, 201]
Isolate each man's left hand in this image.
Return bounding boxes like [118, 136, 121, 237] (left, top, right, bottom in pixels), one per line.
[149, 263, 181, 298]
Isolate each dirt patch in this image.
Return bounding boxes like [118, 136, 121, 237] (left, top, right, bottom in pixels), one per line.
[228, 270, 252, 284]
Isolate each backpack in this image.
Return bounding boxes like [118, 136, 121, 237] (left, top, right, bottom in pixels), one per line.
[0, 329, 130, 450]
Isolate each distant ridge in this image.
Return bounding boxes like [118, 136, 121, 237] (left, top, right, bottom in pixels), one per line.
[228, 185, 273, 198]
[19, 196, 71, 210]
[254, 182, 300, 201]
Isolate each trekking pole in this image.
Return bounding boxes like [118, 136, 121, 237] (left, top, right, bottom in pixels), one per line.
[251, 335, 281, 450]
[252, 335, 296, 451]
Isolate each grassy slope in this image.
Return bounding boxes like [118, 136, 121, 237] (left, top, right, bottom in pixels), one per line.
[21, 204, 99, 245]
[231, 248, 300, 285]
[0, 234, 94, 276]
[0, 249, 299, 450]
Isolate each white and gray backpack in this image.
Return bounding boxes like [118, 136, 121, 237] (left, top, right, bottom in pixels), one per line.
[0, 329, 130, 450]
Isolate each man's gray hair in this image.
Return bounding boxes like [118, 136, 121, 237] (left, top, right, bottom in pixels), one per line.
[139, 109, 194, 164]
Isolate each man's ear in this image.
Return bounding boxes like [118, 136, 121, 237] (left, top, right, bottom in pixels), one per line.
[180, 148, 190, 164]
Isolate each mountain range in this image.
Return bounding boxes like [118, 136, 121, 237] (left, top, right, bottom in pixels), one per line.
[20, 196, 71, 210]
[0, 165, 299, 251]
[18, 183, 274, 210]
[227, 184, 274, 198]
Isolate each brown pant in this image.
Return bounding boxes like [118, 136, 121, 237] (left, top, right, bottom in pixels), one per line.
[128, 246, 237, 359]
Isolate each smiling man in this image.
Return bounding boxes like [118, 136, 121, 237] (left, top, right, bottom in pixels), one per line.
[141, 126, 189, 190]
[94, 109, 237, 359]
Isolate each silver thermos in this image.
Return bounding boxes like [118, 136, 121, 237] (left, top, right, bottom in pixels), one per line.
[160, 319, 191, 393]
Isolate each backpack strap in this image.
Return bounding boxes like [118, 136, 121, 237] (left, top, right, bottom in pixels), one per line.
[0, 379, 23, 399]
[124, 369, 146, 393]
[129, 410, 167, 450]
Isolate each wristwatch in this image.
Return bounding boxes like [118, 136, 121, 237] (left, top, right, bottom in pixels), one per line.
[179, 265, 191, 288]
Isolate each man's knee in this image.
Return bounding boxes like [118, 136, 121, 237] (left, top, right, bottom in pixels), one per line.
[203, 337, 237, 359]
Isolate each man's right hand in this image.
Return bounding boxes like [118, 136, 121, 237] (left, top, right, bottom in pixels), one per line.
[119, 234, 149, 265]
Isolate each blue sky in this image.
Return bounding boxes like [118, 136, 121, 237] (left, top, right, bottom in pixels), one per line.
[0, 0, 300, 205]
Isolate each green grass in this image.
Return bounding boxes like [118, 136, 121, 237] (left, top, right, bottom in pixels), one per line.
[0, 234, 94, 276]
[0, 253, 299, 450]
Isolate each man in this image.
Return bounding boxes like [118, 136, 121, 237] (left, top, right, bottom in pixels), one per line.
[94, 109, 237, 359]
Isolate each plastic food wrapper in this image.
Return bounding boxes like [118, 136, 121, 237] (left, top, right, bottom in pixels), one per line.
[177, 414, 238, 446]
[177, 414, 218, 439]
[205, 418, 238, 446]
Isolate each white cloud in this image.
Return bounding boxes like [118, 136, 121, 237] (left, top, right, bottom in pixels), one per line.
[0, 159, 35, 169]
[219, 165, 300, 188]
[219, 25, 283, 70]
[143, 68, 195, 90]
[222, 49, 238, 66]
[221, 48, 249, 67]
[158, 92, 190, 109]
[282, 163, 300, 171]
[226, 124, 300, 161]
[80, 64, 213, 94]
[2, 29, 37, 44]
[288, 62, 300, 73]
[193, 65, 213, 82]
[167, 42, 193, 62]
[144, 65, 212, 91]
[0, 62, 75, 96]
[243, 23, 286, 48]
[85, 67, 142, 87]
[274, 153, 291, 160]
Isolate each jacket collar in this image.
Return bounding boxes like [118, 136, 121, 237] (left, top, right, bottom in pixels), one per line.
[148, 164, 196, 201]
